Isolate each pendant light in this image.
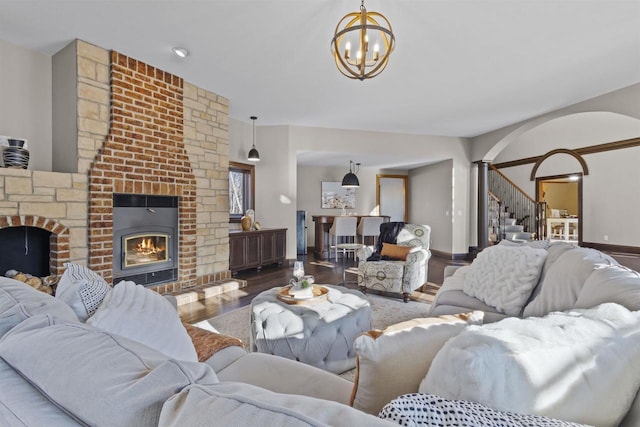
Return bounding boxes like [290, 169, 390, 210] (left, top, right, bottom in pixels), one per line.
[341, 160, 360, 188]
[247, 116, 260, 162]
[331, 0, 395, 80]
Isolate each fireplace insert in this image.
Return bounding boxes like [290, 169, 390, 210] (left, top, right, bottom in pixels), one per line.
[112, 194, 178, 286]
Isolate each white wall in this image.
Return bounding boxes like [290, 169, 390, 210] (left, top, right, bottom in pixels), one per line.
[408, 160, 454, 254]
[296, 165, 405, 247]
[472, 83, 640, 162]
[229, 119, 472, 256]
[289, 126, 471, 255]
[0, 39, 52, 171]
[52, 40, 78, 173]
[478, 109, 640, 247]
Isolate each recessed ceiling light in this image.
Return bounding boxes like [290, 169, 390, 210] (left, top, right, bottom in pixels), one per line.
[172, 47, 189, 58]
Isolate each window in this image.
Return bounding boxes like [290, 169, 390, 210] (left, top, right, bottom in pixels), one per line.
[229, 161, 255, 222]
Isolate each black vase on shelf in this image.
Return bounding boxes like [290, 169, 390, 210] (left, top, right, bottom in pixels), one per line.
[3, 139, 29, 169]
[7, 138, 25, 148]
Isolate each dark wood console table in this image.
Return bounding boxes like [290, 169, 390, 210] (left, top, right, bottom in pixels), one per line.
[229, 228, 287, 274]
[311, 216, 389, 260]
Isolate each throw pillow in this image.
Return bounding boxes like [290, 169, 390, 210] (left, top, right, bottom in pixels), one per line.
[522, 246, 618, 318]
[55, 263, 111, 321]
[463, 245, 547, 316]
[87, 280, 197, 362]
[380, 243, 413, 261]
[350, 311, 484, 415]
[574, 264, 640, 311]
[380, 393, 589, 427]
[182, 322, 244, 362]
[420, 303, 640, 427]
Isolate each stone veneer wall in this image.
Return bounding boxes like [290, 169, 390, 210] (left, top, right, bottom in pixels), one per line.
[182, 83, 231, 282]
[0, 40, 231, 292]
[0, 170, 87, 275]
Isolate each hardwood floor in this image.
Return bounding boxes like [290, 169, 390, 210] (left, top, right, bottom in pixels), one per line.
[178, 252, 459, 324]
[177, 248, 640, 324]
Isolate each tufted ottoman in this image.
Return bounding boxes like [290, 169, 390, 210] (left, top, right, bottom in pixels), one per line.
[250, 285, 371, 374]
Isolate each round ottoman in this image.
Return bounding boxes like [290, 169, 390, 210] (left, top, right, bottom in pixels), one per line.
[250, 285, 371, 374]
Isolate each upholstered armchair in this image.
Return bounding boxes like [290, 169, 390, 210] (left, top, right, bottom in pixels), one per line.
[356, 224, 431, 302]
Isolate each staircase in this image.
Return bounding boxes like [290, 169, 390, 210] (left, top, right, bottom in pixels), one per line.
[503, 217, 534, 241]
[488, 166, 545, 242]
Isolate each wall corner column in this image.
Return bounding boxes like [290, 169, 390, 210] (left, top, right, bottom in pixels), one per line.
[475, 161, 489, 250]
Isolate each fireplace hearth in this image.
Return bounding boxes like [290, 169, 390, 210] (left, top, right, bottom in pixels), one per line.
[113, 194, 178, 286]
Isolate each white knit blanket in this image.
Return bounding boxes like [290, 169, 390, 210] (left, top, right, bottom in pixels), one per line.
[463, 245, 547, 315]
[421, 303, 640, 427]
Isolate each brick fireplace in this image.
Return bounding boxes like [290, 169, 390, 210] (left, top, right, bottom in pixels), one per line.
[0, 40, 231, 293]
[88, 51, 198, 289]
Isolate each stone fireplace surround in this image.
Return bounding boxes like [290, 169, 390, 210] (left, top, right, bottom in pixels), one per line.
[0, 40, 231, 294]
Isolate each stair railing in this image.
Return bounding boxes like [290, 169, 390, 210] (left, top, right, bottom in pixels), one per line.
[488, 165, 544, 239]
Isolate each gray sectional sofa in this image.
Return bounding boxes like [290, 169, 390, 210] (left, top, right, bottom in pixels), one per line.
[0, 276, 393, 426]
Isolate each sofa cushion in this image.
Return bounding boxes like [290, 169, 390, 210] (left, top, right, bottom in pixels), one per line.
[0, 318, 217, 427]
[574, 264, 640, 311]
[420, 303, 640, 427]
[0, 358, 81, 426]
[159, 382, 395, 427]
[350, 311, 483, 415]
[463, 245, 547, 316]
[428, 267, 507, 320]
[216, 352, 354, 405]
[523, 246, 618, 318]
[522, 242, 577, 307]
[499, 238, 552, 250]
[87, 280, 197, 362]
[0, 277, 78, 339]
[55, 262, 111, 321]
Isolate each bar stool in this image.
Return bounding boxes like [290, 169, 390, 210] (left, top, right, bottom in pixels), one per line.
[329, 217, 363, 285]
[328, 216, 358, 261]
[357, 216, 385, 246]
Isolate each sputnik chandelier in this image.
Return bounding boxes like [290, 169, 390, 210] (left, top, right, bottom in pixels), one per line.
[331, 0, 395, 81]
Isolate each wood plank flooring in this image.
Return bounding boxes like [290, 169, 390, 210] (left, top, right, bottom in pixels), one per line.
[177, 248, 640, 324]
[178, 253, 460, 324]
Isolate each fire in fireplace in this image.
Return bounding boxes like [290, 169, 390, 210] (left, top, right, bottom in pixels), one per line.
[113, 194, 178, 286]
[124, 234, 168, 267]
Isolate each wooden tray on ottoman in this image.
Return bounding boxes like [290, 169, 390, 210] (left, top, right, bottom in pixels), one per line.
[277, 285, 329, 305]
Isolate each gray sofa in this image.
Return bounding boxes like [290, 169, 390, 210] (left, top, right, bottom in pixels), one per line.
[0, 276, 393, 426]
[349, 241, 640, 426]
[428, 241, 640, 322]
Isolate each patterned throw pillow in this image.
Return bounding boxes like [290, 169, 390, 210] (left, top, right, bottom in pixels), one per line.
[379, 393, 589, 427]
[55, 263, 111, 321]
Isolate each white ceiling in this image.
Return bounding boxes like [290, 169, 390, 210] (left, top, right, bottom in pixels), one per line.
[1, 0, 639, 165]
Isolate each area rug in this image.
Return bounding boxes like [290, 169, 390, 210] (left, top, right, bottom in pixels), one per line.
[192, 292, 431, 359]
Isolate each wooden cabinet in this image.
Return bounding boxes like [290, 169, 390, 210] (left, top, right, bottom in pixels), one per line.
[229, 228, 287, 274]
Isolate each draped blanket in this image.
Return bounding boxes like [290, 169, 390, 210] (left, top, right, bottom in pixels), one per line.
[367, 221, 405, 261]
